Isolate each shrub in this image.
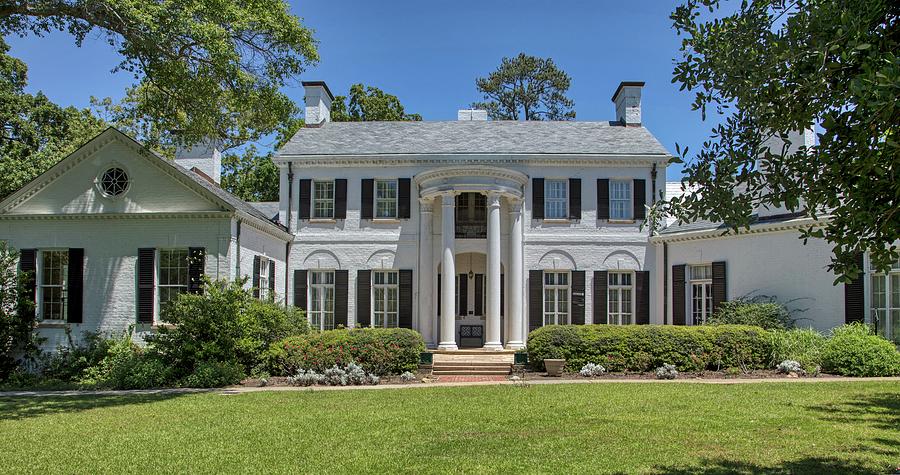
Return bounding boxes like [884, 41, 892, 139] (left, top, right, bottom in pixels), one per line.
[400, 371, 416, 382]
[579, 362, 606, 377]
[287, 363, 379, 387]
[265, 327, 425, 376]
[655, 364, 678, 380]
[769, 328, 826, 372]
[821, 323, 900, 377]
[77, 333, 174, 390]
[777, 360, 803, 374]
[149, 277, 306, 379]
[706, 297, 794, 330]
[527, 324, 773, 373]
[0, 242, 41, 380]
[287, 369, 325, 386]
[41, 330, 116, 382]
[178, 360, 245, 388]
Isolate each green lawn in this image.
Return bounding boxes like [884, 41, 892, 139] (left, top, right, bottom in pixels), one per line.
[0, 382, 898, 474]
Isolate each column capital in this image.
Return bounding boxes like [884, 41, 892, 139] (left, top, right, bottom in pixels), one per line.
[486, 191, 502, 207]
[439, 192, 457, 205]
[507, 198, 524, 213]
[418, 197, 434, 213]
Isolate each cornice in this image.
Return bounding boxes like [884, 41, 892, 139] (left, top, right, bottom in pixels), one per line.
[650, 216, 827, 244]
[273, 153, 669, 168]
[0, 211, 233, 221]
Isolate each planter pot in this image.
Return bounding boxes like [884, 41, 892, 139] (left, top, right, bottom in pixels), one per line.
[544, 359, 566, 377]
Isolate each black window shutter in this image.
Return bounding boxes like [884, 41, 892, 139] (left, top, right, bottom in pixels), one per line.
[137, 248, 155, 323]
[500, 274, 505, 317]
[633, 179, 647, 220]
[334, 179, 348, 220]
[360, 179, 374, 220]
[532, 178, 544, 220]
[635, 270, 650, 324]
[593, 270, 608, 324]
[711, 261, 727, 313]
[18, 249, 37, 320]
[334, 270, 348, 327]
[298, 179, 311, 220]
[571, 270, 585, 324]
[252, 255, 261, 299]
[474, 274, 484, 316]
[458, 274, 468, 316]
[357, 270, 372, 327]
[66, 248, 84, 323]
[293, 269, 308, 311]
[844, 253, 865, 323]
[528, 270, 543, 333]
[568, 178, 582, 220]
[188, 247, 205, 295]
[399, 269, 413, 328]
[398, 178, 411, 219]
[597, 179, 610, 220]
[436, 274, 441, 316]
[268, 259, 276, 297]
[672, 264, 686, 325]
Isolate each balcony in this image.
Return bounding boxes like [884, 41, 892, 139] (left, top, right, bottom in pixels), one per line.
[456, 223, 486, 239]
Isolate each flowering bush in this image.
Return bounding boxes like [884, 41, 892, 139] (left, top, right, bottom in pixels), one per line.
[579, 362, 606, 377]
[265, 328, 424, 376]
[655, 364, 678, 380]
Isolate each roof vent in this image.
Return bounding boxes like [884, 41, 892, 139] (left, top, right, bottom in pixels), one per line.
[457, 109, 488, 121]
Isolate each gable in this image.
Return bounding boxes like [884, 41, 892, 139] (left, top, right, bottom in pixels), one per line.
[4, 134, 228, 216]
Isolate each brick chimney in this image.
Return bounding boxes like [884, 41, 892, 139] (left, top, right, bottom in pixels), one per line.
[303, 81, 334, 126]
[611, 81, 645, 126]
[175, 140, 222, 184]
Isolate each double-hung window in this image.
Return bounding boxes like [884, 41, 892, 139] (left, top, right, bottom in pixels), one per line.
[158, 249, 189, 310]
[309, 270, 335, 331]
[544, 180, 568, 219]
[312, 180, 335, 219]
[38, 250, 69, 321]
[374, 179, 398, 219]
[610, 179, 632, 220]
[258, 257, 270, 299]
[871, 258, 900, 344]
[372, 270, 399, 328]
[607, 271, 633, 324]
[690, 264, 713, 326]
[543, 271, 570, 325]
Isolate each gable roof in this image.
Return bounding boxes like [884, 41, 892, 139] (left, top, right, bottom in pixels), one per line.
[278, 120, 670, 157]
[0, 128, 289, 239]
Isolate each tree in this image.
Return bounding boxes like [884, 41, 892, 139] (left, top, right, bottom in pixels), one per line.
[0, 242, 39, 380]
[655, 0, 899, 279]
[331, 83, 422, 122]
[0, 38, 106, 200]
[472, 53, 575, 121]
[0, 0, 319, 149]
[220, 145, 280, 202]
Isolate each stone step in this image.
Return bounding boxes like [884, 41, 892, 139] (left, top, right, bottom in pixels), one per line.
[433, 369, 511, 376]
[432, 365, 512, 372]
[432, 361, 513, 367]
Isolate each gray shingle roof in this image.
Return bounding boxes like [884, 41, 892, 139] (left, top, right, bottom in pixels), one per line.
[248, 201, 280, 221]
[659, 212, 809, 235]
[278, 121, 670, 157]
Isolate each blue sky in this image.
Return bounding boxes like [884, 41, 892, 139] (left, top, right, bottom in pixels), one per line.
[4, 0, 715, 180]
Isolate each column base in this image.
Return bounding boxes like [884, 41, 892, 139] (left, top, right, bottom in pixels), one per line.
[482, 342, 505, 351]
[505, 341, 526, 351]
[437, 341, 458, 351]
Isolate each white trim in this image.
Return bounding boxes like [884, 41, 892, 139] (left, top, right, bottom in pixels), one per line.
[651, 216, 827, 244]
[542, 270, 571, 326]
[607, 270, 635, 325]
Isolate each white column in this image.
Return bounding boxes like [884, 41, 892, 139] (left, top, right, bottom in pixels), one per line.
[484, 192, 503, 350]
[506, 199, 526, 349]
[278, 165, 289, 228]
[418, 198, 435, 347]
[438, 193, 458, 350]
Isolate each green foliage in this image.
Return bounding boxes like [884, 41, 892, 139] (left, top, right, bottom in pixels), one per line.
[149, 277, 307, 378]
[178, 360, 245, 388]
[266, 328, 425, 376]
[0, 39, 106, 200]
[769, 328, 827, 373]
[40, 331, 115, 382]
[472, 53, 575, 120]
[707, 297, 794, 329]
[527, 324, 773, 373]
[220, 145, 280, 201]
[656, 0, 900, 279]
[0, 242, 40, 380]
[332, 83, 422, 122]
[821, 323, 900, 377]
[78, 334, 173, 390]
[0, 0, 319, 150]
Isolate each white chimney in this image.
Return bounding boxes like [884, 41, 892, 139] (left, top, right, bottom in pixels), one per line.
[611, 81, 645, 126]
[175, 139, 222, 184]
[303, 81, 334, 126]
[457, 109, 488, 121]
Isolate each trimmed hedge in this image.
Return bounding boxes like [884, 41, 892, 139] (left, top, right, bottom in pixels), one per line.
[527, 324, 773, 372]
[821, 323, 900, 377]
[265, 328, 425, 376]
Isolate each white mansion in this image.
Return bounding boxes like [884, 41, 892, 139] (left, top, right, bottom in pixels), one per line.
[1, 80, 896, 351]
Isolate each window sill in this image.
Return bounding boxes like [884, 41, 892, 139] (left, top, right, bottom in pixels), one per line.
[542, 219, 574, 224]
[151, 323, 177, 330]
[371, 218, 401, 224]
[606, 219, 637, 225]
[36, 321, 68, 329]
[308, 218, 337, 224]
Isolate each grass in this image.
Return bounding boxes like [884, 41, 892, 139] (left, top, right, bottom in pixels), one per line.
[0, 382, 898, 474]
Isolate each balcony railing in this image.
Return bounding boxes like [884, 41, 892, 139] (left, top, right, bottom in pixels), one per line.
[456, 223, 486, 239]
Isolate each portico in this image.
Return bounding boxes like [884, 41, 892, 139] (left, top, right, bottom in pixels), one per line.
[416, 166, 528, 350]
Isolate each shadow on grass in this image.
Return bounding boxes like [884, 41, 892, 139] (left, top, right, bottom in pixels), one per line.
[0, 391, 205, 422]
[806, 392, 900, 432]
[647, 457, 896, 475]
